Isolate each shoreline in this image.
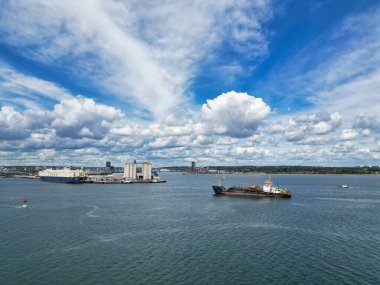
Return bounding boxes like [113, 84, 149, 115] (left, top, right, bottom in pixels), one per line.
[171, 172, 380, 176]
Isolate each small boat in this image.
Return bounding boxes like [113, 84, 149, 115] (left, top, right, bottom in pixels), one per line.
[339, 185, 349, 188]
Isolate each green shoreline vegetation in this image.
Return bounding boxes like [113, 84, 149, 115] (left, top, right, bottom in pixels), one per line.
[165, 165, 380, 175]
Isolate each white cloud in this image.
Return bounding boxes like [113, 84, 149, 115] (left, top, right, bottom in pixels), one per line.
[0, 106, 32, 140]
[308, 112, 342, 135]
[338, 129, 359, 141]
[284, 127, 306, 142]
[51, 97, 123, 139]
[267, 122, 287, 134]
[0, 95, 122, 146]
[0, 62, 73, 109]
[1, 2, 380, 167]
[201, 91, 271, 137]
[353, 112, 379, 130]
[270, 112, 342, 142]
[361, 129, 371, 137]
[297, 8, 380, 120]
[0, 0, 272, 119]
[311, 71, 380, 118]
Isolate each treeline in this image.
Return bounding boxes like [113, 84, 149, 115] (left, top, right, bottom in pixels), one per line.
[165, 165, 380, 174]
[211, 166, 380, 174]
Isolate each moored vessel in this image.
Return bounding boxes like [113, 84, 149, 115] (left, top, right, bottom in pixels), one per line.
[38, 167, 86, 183]
[212, 177, 291, 198]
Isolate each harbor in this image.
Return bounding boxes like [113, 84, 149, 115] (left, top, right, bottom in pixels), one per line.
[3, 160, 167, 184]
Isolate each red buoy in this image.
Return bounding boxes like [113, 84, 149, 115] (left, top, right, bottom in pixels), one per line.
[23, 196, 27, 204]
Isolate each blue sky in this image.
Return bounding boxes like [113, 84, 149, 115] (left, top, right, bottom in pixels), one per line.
[0, 0, 379, 167]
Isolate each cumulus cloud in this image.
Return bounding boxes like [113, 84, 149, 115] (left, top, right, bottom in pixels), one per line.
[267, 122, 287, 134]
[310, 114, 341, 134]
[51, 97, 123, 139]
[0, 96, 123, 147]
[338, 129, 359, 141]
[0, 106, 50, 140]
[296, 112, 342, 135]
[201, 91, 271, 137]
[353, 112, 379, 130]
[111, 91, 272, 141]
[0, 106, 33, 140]
[284, 127, 307, 142]
[269, 112, 343, 142]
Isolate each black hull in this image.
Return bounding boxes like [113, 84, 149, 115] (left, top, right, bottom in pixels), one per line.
[40, 176, 85, 183]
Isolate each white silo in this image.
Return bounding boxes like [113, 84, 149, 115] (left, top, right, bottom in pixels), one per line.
[124, 161, 137, 179]
[142, 160, 152, 180]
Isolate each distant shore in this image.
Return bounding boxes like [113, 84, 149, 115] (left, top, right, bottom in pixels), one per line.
[162, 165, 380, 175]
[179, 171, 380, 176]
[1, 165, 379, 177]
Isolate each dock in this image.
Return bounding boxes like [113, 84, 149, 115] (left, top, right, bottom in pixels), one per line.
[86, 178, 166, 184]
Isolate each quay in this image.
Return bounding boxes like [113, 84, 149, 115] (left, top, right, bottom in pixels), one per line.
[2, 160, 167, 184]
[86, 179, 166, 184]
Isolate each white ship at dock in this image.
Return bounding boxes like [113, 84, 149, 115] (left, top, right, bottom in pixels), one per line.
[38, 167, 86, 183]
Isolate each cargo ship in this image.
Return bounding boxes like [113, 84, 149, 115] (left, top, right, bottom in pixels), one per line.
[38, 167, 86, 183]
[212, 177, 291, 198]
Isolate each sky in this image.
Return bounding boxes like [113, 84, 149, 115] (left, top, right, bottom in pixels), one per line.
[0, 0, 379, 167]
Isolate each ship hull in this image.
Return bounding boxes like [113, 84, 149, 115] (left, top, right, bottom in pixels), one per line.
[213, 186, 291, 198]
[40, 176, 84, 183]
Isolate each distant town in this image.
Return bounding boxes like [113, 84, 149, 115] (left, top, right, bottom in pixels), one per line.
[1, 161, 380, 177]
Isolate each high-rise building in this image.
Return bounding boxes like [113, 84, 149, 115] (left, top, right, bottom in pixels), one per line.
[191, 161, 196, 172]
[142, 160, 152, 180]
[124, 161, 137, 179]
[106, 161, 111, 168]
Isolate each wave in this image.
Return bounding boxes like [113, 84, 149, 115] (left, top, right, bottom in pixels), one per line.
[78, 205, 100, 225]
[86, 205, 100, 218]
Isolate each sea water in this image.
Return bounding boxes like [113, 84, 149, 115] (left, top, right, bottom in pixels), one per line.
[1, 173, 379, 284]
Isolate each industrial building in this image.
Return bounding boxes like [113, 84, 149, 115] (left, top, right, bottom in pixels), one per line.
[87, 160, 163, 184]
[124, 160, 154, 181]
[124, 160, 137, 179]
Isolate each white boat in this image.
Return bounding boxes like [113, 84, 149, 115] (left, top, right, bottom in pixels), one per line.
[339, 184, 349, 188]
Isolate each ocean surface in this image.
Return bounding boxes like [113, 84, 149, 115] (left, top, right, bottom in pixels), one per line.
[1, 173, 379, 285]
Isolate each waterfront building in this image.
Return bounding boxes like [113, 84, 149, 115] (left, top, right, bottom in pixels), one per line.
[124, 161, 137, 179]
[142, 160, 152, 180]
[191, 161, 196, 172]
